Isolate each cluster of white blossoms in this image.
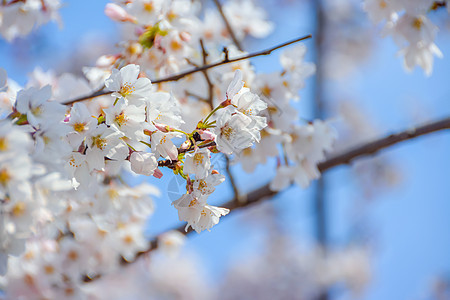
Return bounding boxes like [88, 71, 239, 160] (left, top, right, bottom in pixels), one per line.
[0, 67, 162, 298]
[0, 0, 62, 41]
[0, 0, 342, 298]
[363, 0, 446, 75]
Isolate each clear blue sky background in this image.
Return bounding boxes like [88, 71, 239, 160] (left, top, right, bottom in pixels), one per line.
[0, 1, 449, 299]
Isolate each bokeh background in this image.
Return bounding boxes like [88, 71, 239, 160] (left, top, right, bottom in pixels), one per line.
[1, 0, 450, 299]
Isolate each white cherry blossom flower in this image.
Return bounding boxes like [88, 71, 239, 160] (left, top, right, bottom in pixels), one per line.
[146, 92, 184, 129]
[184, 148, 211, 179]
[280, 44, 316, 80]
[105, 64, 152, 104]
[114, 223, 148, 262]
[66, 102, 97, 149]
[130, 151, 158, 176]
[85, 124, 129, 171]
[15, 85, 66, 127]
[192, 169, 225, 196]
[104, 98, 146, 139]
[285, 120, 337, 164]
[150, 130, 181, 161]
[65, 152, 90, 188]
[400, 42, 443, 76]
[192, 204, 229, 233]
[171, 193, 207, 231]
[231, 91, 267, 135]
[363, 0, 398, 23]
[171, 193, 229, 233]
[213, 109, 258, 155]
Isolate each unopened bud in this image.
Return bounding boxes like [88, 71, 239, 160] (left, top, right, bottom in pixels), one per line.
[105, 3, 136, 23]
[180, 140, 191, 150]
[154, 123, 170, 133]
[220, 99, 232, 107]
[199, 130, 215, 141]
[153, 168, 163, 179]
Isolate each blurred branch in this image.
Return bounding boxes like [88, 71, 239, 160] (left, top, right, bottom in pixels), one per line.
[62, 34, 312, 105]
[212, 0, 243, 51]
[199, 39, 215, 109]
[224, 155, 241, 202]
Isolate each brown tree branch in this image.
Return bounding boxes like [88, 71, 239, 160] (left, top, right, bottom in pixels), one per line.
[62, 35, 312, 106]
[137, 116, 450, 257]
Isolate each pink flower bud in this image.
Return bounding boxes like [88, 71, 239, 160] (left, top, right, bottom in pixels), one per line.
[199, 130, 216, 141]
[153, 168, 163, 179]
[179, 31, 191, 42]
[154, 123, 169, 133]
[105, 3, 136, 23]
[180, 140, 190, 150]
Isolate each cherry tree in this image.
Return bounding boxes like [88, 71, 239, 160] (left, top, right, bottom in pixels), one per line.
[0, 0, 449, 299]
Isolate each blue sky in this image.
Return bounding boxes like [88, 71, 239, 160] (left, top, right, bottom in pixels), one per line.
[1, 0, 450, 299]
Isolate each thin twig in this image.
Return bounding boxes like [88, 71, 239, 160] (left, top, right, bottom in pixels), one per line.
[212, 0, 243, 51]
[63, 89, 110, 106]
[61, 35, 312, 105]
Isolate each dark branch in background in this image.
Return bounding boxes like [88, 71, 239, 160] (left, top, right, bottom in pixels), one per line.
[224, 155, 240, 201]
[199, 39, 215, 109]
[133, 116, 450, 260]
[313, 2, 329, 298]
[61, 35, 312, 106]
[212, 0, 243, 51]
[210, 0, 243, 203]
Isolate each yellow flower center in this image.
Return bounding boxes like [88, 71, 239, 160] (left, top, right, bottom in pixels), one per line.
[123, 235, 134, 244]
[44, 265, 55, 275]
[115, 113, 127, 127]
[107, 188, 119, 199]
[73, 123, 85, 132]
[144, 2, 154, 12]
[0, 137, 8, 151]
[31, 106, 42, 116]
[221, 125, 234, 139]
[120, 82, 136, 97]
[193, 153, 204, 165]
[189, 199, 198, 207]
[11, 202, 26, 217]
[67, 250, 79, 261]
[197, 180, 207, 192]
[170, 39, 183, 51]
[0, 168, 11, 186]
[92, 135, 107, 150]
[43, 136, 51, 145]
[261, 85, 272, 97]
[243, 108, 253, 116]
[379, 0, 387, 8]
[412, 17, 423, 30]
[167, 11, 177, 21]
